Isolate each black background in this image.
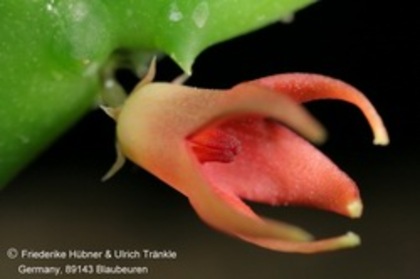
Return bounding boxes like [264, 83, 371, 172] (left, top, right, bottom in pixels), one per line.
[1, 1, 419, 278]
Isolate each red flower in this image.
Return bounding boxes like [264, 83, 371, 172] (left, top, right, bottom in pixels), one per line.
[105, 67, 388, 253]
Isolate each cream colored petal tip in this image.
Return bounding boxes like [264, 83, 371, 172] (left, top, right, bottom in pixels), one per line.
[240, 231, 361, 254]
[373, 125, 390, 146]
[339, 232, 361, 247]
[347, 199, 363, 218]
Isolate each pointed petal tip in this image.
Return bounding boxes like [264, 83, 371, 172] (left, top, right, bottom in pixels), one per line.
[312, 126, 328, 145]
[373, 128, 390, 146]
[347, 199, 363, 218]
[232, 83, 328, 146]
[250, 73, 390, 148]
[339, 231, 361, 248]
[303, 231, 361, 252]
[241, 231, 361, 254]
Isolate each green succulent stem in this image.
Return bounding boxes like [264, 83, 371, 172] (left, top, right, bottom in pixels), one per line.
[0, 0, 314, 187]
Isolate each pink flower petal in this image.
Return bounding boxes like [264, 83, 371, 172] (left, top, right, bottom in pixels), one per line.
[192, 115, 361, 217]
[248, 73, 389, 145]
[114, 73, 388, 253]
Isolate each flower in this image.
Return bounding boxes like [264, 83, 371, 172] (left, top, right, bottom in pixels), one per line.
[103, 63, 388, 253]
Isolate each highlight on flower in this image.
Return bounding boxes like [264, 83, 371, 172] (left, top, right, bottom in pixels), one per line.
[101, 62, 388, 254]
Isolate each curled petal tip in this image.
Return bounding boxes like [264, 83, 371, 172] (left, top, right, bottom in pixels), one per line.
[241, 231, 361, 254]
[347, 199, 363, 218]
[373, 128, 390, 146]
[307, 231, 362, 252]
[339, 232, 361, 248]
[250, 73, 390, 148]
[232, 84, 327, 145]
[187, 176, 315, 244]
[312, 126, 328, 145]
